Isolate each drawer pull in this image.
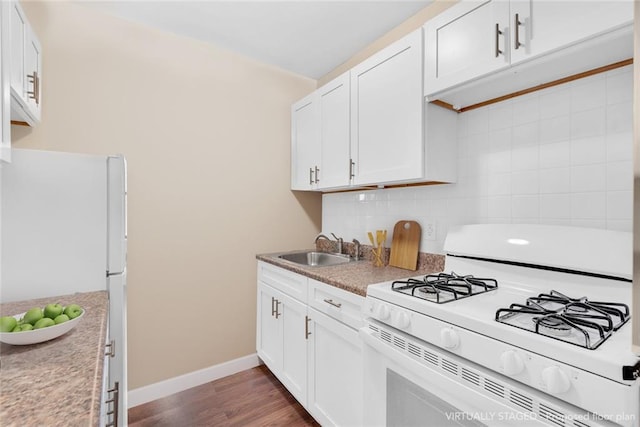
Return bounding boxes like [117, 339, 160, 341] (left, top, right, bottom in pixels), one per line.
[105, 339, 115, 357]
[495, 23, 502, 57]
[514, 13, 522, 50]
[323, 298, 342, 308]
[305, 315, 312, 339]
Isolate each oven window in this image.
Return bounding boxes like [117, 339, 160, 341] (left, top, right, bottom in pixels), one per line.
[387, 369, 486, 426]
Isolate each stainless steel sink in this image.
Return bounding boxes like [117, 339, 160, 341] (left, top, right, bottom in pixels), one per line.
[278, 251, 352, 267]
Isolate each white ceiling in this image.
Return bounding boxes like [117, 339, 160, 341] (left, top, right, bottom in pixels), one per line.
[81, 0, 432, 79]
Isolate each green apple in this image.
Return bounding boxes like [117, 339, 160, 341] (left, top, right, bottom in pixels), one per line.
[0, 316, 17, 333]
[33, 318, 55, 329]
[12, 323, 33, 332]
[44, 303, 63, 319]
[63, 304, 83, 319]
[53, 314, 70, 324]
[22, 308, 44, 326]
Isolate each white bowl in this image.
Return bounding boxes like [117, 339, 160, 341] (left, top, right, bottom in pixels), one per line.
[0, 309, 85, 345]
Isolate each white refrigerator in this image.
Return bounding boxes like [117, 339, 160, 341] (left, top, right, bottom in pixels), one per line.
[1, 148, 128, 427]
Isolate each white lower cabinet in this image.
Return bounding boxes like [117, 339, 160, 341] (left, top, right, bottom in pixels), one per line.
[256, 262, 364, 426]
[308, 308, 362, 426]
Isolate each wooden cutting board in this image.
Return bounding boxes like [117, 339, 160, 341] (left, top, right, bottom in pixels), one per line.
[388, 220, 421, 270]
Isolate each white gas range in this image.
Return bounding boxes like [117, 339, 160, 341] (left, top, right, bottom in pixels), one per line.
[361, 224, 639, 427]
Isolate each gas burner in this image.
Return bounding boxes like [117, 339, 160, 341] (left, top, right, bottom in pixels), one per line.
[533, 316, 572, 337]
[496, 290, 630, 350]
[392, 272, 498, 304]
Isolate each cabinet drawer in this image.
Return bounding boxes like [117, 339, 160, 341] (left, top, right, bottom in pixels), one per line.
[258, 261, 308, 303]
[308, 279, 364, 330]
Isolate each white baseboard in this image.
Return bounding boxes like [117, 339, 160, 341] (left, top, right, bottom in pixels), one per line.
[128, 353, 261, 408]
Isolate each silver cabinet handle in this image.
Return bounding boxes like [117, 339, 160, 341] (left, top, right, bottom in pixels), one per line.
[349, 159, 355, 179]
[309, 167, 314, 185]
[314, 166, 320, 184]
[271, 296, 276, 317]
[105, 339, 115, 358]
[27, 71, 39, 105]
[323, 298, 342, 308]
[495, 23, 503, 57]
[514, 13, 522, 50]
[105, 381, 119, 427]
[274, 299, 281, 319]
[305, 315, 312, 339]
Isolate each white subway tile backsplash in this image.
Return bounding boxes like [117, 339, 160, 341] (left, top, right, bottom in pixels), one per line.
[606, 191, 633, 220]
[606, 101, 633, 134]
[606, 132, 633, 162]
[539, 115, 571, 144]
[570, 74, 606, 112]
[511, 145, 539, 171]
[540, 87, 571, 120]
[571, 107, 606, 139]
[570, 136, 606, 166]
[513, 96, 540, 126]
[512, 195, 539, 218]
[571, 192, 606, 219]
[322, 65, 633, 253]
[570, 164, 606, 192]
[606, 68, 633, 105]
[540, 194, 572, 219]
[607, 161, 633, 191]
[539, 168, 571, 194]
[512, 122, 540, 147]
[539, 140, 571, 169]
[511, 170, 539, 194]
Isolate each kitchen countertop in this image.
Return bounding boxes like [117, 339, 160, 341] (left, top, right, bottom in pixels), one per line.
[0, 291, 109, 427]
[257, 248, 444, 297]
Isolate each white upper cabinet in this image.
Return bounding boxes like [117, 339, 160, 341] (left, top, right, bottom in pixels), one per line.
[351, 29, 424, 186]
[509, 0, 633, 65]
[1, 2, 11, 162]
[424, 0, 634, 106]
[291, 92, 320, 191]
[351, 28, 457, 186]
[318, 72, 350, 190]
[9, 1, 41, 126]
[291, 29, 457, 191]
[425, 0, 510, 97]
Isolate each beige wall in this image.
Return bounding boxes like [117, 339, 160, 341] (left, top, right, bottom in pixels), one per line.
[13, 1, 321, 390]
[318, 0, 457, 87]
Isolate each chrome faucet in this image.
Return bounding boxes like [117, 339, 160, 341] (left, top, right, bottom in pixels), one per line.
[331, 233, 343, 254]
[314, 234, 331, 244]
[352, 238, 360, 261]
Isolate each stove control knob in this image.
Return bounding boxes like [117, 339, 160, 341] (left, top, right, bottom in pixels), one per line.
[500, 350, 524, 376]
[440, 328, 459, 349]
[392, 311, 411, 329]
[375, 304, 390, 320]
[541, 366, 571, 394]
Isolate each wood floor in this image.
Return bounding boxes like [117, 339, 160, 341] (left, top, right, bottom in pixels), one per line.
[128, 365, 321, 427]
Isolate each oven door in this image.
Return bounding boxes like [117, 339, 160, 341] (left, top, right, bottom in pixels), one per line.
[361, 321, 551, 427]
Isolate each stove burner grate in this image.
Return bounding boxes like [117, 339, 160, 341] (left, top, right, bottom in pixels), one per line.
[392, 272, 498, 304]
[495, 290, 630, 350]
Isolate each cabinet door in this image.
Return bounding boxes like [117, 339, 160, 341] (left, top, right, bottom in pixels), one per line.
[351, 29, 424, 186]
[280, 291, 308, 407]
[509, 0, 634, 65]
[256, 282, 282, 371]
[107, 274, 127, 427]
[9, 1, 25, 101]
[318, 73, 350, 189]
[308, 308, 362, 427]
[291, 93, 320, 191]
[24, 24, 41, 120]
[424, 0, 510, 97]
[0, 1, 10, 162]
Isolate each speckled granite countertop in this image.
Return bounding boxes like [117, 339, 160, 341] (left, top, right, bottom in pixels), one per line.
[257, 246, 444, 297]
[0, 291, 109, 427]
